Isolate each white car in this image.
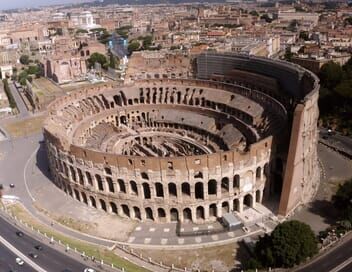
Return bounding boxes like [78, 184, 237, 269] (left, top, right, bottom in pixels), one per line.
[16, 257, 24, 266]
[83, 268, 96, 272]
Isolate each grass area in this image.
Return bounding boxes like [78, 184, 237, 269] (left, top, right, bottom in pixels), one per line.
[6, 203, 149, 272]
[134, 243, 239, 271]
[3, 115, 46, 138]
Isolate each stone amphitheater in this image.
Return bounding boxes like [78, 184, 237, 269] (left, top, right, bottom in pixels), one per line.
[43, 53, 320, 224]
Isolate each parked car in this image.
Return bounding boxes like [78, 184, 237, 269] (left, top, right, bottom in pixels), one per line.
[9, 183, 15, 188]
[16, 231, 23, 237]
[34, 245, 43, 251]
[15, 258, 24, 266]
[83, 268, 96, 272]
[29, 252, 38, 259]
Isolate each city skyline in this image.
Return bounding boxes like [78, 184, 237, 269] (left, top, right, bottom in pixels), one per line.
[0, 0, 88, 10]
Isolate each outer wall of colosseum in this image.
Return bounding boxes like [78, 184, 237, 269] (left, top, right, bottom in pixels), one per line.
[43, 53, 320, 224]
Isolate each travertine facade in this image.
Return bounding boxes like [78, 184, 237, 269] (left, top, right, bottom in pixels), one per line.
[43, 53, 320, 223]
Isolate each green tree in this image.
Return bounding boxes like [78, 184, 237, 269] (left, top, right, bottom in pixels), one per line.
[19, 55, 30, 65]
[250, 10, 259, 17]
[18, 70, 28, 85]
[299, 31, 309, 41]
[333, 179, 352, 221]
[87, 52, 108, 69]
[260, 14, 273, 23]
[334, 80, 352, 99]
[128, 41, 140, 54]
[109, 53, 119, 69]
[319, 61, 343, 89]
[253, 220, 318, 268]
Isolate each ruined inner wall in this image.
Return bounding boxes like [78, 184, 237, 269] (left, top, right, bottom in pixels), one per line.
[196, 53, 320, 216]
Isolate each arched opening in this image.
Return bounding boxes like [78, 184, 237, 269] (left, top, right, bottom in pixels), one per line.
[157, 208, 166, 219]
[89, 196, 96, 208]
[81, 192, 88, 205]
[86, 172, 93, 186]
[143, 183, 151, 199]
[256, 167, 261, 179]
[195, 182, 204, 199]
[100, 199, 107, 212]
[133, 207, 141, 220]
[141, 172, 149, 180]
[130, 180, 138, 195]
[183, 208, 192, 222]
[168, 183, 177, 197]
[110, 202, 118, 214]
[221, 177, 229, 194]
[74, 189, 80, 201]
[209, 204, 217, 218]
[70, 166, 77, 182]
[233, 199, 240, 212]
[181, 182, 191, 196]
[208, 180, 217, 195]
[145, 207, 154, 220]
[244, 194, 253, 208]
[233, 175, 240, 189]
[222, 201, 229, 214]
[196, 206, 205, 220]
[170, 208, 179, 222]
[155, 183, 164, 197]
[106, 177, 114, 193]
[118, 179, 126, 193]
[121, 205, 130, 217]
[256, 190, 261, 203]
[95, 175, 104, 191]
[194, 171, 203, 179]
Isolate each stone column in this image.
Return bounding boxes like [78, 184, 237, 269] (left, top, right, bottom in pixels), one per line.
[204, 205, 210, 221]
[217, 203, 222, 218]
[238, 197, 244, 213]
[216, 180, 221, 199]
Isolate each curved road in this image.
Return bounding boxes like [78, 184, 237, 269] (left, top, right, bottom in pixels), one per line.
[0, 215, 92, 272]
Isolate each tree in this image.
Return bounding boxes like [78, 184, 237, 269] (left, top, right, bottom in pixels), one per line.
[319, 61, 343, 89]
[19, 55, 30, 65]
[333, 179, 352, 221]
[128, 41, 140, 54]
[87, 52, 108, 69]
[109, 53, 119, 69]
[253, 220, 318, 268]
[299, 31, 310, 41]
[250, 10, 259, 17]
[260, 14, 273, 23]
[334, 80, 352, 99]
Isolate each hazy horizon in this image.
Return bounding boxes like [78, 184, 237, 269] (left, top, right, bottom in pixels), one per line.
[0, 0, 91, 10]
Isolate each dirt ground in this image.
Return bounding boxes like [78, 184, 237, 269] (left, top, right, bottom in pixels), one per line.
[4, 115, 45, 138]
[134, 242, 250, 272]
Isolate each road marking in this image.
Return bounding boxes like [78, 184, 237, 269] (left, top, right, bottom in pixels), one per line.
[135, 226, 142, 231]
[23, 147, 39, 202]
[163, 228, 170, 232]
[160, 238, 168, 245]
[149, 227, 155, 232]
[177, 238, 184, 244]
[0, 234, 47, 272]
[144, 238, 151, 244]
[329, 256, 352, 272]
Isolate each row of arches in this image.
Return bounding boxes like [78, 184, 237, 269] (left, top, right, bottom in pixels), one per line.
[63, 179, 263, 223]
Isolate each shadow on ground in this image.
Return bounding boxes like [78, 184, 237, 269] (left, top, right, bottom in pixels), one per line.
[35, 141, 52, 180]
[306, 199, 339, 226]
[232, 241, 253, 272]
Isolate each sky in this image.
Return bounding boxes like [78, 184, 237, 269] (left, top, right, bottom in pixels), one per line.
[1, 0, 88, 10]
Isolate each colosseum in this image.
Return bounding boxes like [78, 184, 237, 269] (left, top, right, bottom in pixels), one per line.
[43, 52, 320, 224]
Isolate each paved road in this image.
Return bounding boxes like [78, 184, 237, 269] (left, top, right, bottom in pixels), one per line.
[0, 241, 37, 272]
[0, 215, 89, 272]
[8, 81, 29, 118]
[296, 232, 352, 272]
